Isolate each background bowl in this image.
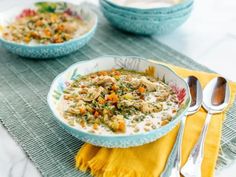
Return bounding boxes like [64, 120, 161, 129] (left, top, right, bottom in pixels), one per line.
[100, 0, 193, 21]
[101, 5, 192, 35]
[100, 0, 193, 35]
[102, 0, 193, 15]
[0, 2, 97, 59]
[47, 56, 191, 148]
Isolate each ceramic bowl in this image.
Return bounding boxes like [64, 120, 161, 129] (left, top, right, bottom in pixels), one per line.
[100, 0, 193, 17]
[100, 0, 193, 35]
[101, 6, 192, 35]
[47, 56, 191, 148]
[101, 0, 193, 22]
[0, 2, 97, 59]
[103, 0, 193, 14]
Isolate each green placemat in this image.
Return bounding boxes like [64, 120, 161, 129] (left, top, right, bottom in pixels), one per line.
[0, 5, 236, 177]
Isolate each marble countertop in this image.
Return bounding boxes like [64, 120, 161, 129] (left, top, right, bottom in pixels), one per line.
[0, 0, 236, 176]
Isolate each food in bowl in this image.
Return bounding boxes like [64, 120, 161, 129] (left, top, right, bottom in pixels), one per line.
[48, 56, 190, 147]
[2, 7, 90, 44]
[0, 2, 97, 58]
[61, 68, 180, 135]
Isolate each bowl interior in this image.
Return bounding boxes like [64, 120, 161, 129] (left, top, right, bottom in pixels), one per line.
[0, 1, 97, 46]
[47, 56, 191, 137]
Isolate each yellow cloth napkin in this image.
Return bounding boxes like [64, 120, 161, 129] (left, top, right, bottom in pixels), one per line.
[75, 64, 236, 177]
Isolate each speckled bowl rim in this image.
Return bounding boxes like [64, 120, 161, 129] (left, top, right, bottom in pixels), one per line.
[0, 1, 98, 48]
[101, 4, 192, 23]
[100, 0, 193, 17]
[103, 0, 193, 12]
[47, 56, 191, 139]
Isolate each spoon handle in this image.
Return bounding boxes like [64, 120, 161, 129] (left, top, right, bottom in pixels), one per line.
[181, 113, 212, 177]
[160, 116, 186, 177]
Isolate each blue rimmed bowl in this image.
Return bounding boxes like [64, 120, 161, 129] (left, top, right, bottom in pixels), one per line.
[100, 0, 193, 35]
[0, 2, 97, 59]
[47, 56, 191, 148]
[103, 0, 193, 14]
[100, 0, 193, 21]
[101, 6, 192, 35]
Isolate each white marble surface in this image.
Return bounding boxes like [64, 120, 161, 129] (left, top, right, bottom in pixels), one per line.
[0, 0, 236, 176]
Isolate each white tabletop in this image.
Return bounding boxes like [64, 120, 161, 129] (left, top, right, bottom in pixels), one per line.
[0, 0, 236, 176]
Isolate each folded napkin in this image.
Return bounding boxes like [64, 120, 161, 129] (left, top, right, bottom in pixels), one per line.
[75, 64, 236, 177]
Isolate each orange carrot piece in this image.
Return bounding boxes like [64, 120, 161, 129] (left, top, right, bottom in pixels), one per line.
[118, 121, 125, 132]
[112, 84, 117, 91]
[79, 107, 86, 115]
[138, 86, 146, 93]
[94, 111, 99, 118]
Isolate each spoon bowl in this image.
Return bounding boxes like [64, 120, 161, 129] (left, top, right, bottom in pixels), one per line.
[186, 76, 203, 115]
[203, 77, 230, 113]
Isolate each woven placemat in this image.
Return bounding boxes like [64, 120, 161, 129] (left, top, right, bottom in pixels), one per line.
[0, 5, 235, 177]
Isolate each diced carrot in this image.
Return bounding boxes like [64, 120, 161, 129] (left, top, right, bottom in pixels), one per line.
[55, 38, 63, 43]
[80, 120, 86, 128]
[107, 93, 119, 103]
[57, 24, 64, 31]
[98, 71, 108, 76]
[44, 29, 51, 37]
[112, 84, 117, 91]
[118, 121, 125, 132]
[98, 98, 106, 104]
[79, 107, 86, 115]
[24, 36, 30, 43]
[115, 71, 120, 76]
[138, 86, 146, 93]
[94, 111, 99, 118]
[93, 123, 98, 130]
[35, 20, 43, 26]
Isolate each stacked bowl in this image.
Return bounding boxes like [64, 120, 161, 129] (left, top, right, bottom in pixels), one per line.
[100, 0, 193, 35]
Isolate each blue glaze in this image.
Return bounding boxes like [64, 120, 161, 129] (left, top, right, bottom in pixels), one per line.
[100, 0, 193, 35]
[101, 6, 192, 35]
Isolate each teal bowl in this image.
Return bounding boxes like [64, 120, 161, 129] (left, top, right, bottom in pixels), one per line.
[101, 5, 192, 35]
[100, 0, 193, 22]
[0, 2, 97, 59]
[103, 0, 193, 14]
[47, 56, 191, 148]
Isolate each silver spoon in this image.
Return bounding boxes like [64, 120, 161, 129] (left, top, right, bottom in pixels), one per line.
[161, 76, 203, 177]
[181, 77, 230, 177]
